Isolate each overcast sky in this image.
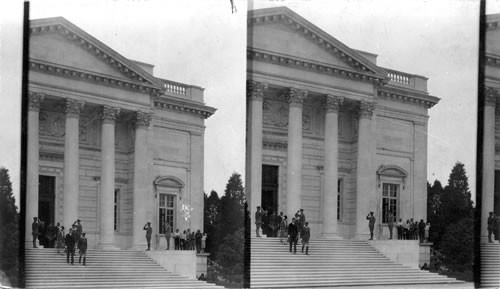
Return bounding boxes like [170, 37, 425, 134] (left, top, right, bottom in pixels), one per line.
[1, 0, 500, 209]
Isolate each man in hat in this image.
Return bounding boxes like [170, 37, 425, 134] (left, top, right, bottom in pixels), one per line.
[387, 211, 394, 240]
[288, 218, 299, 254]
[78, 232, 88, 266]
[366, 211, 376, 240]
[65, 228, 76, 265]
[488, 211, 496, 243]
[297, 209, 306, 236]
[255, 206, 265, 237]
[73, 219, 83, 248]
[144, 222, 153, 250]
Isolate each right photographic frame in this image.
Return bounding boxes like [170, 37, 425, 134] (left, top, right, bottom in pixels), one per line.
[246, 0, 489, 287]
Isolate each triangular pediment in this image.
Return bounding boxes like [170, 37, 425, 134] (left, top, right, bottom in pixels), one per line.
[29, 17, 163, 89]
[248, 7, 387, 79]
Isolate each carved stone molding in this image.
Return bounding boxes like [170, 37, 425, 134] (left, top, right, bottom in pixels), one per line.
[356, 100, 375, 119]
[101, 105, 120, 124]
[153, 96, 216, 119]
[324, 95, 344, 113]
[263, 140, 288, 151]
[485, 87, 498, 107]
[135, 111, 153, 128]
[247, 80, 268, 101]
[285, 88, 308, 107]
[377, 90, 438, 109]
[65, 98, 85, 119]
[28, 92, 45, 112]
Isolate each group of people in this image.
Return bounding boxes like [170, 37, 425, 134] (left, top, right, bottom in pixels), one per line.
[366, 211, 430, 242]
[143, 221, 207, 253]
[32, 217, 87, 266]
[255, 206, 310, 255]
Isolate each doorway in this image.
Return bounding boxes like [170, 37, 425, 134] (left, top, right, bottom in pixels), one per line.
[262, 165, 278, 236]
[38, 175, 55, 226]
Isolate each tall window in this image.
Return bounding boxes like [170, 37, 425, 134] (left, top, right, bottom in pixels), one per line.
[382, 183, 398, 223]
[114, 189, 120, 231]
[337, 179, 343, 221]
[159, 194, 175, 234]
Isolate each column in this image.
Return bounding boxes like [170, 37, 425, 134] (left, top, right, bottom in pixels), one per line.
[132, 111, 152, 249]
[355, 100, 376, 238]
[26, 92, 44, 246]
[63, 99, 84, 226]
[322, 95, 343, 236]
[482, 88, 496, 240]
[246, 80, 267, 236]
[285, 88, 308, 218]
[99, 105, 120, 249]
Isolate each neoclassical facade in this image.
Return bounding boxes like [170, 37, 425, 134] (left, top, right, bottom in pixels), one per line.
[246, 7, 439, 239]
[26, 17, 215, 249]
[482, 13, 500, 238]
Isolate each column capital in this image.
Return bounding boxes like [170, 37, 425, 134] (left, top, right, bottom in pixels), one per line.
[356, 100, 375, 119]
[286, 88, 308, 107]
[485, 87, 498, 107]
[101, 105, 121, 124]
[324, 95, 344, 113]
[135, 111, 153, 128]
[28, 92, 45, 112]
[246, 80, 268, 100]
[65, 98, 85, 119]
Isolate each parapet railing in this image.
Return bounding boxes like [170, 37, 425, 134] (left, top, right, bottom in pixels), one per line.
[384, 68, 428, 92]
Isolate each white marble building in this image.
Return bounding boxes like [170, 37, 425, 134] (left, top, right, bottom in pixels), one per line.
[246, 7, 439, 239]
[26, 17, 215, 250]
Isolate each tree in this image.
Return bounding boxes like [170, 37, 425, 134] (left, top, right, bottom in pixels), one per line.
[0, 167, 20, 287]
[439, 218, 474, 272]
[204, 190, 221, 256]
[218, 173, 245, 243]
[215, 228, 244, 284]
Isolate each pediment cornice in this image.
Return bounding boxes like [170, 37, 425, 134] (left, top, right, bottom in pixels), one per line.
[377, 88, 439, 109]
[30, 17, 164, 90]
[30, 59, 162, 95]
[248, 7, 387, 79]
[248, 48, 387, 86]
[153, 96, 216, 119]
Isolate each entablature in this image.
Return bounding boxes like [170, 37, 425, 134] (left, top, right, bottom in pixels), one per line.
[153, 95, 216, 119]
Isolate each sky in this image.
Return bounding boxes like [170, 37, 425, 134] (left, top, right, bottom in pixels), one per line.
[1, 0, 499, 209]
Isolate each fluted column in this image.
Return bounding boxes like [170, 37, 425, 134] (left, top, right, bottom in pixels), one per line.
[286, 88, 308, 218]
[322, 95, 343, 236]
[482, 88, 496, 240]
[99, 105, 120, 249]
[63, 99, 84, 226]
[355, 100, 376, 238]
[246, 80, 267, 236]
[26, 92, 44, 246]
[132, 111, 152, 249]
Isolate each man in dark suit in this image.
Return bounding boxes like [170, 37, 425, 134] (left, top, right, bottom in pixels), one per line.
[144, 222, 152, 250]
[78, 233, 88, 266]
[367, 211, 375, 240]
[255, 206, 265, 237]
[488, 211, 496, 243]
[288, 218, 298, 254]
[387, 211, 394, 240]
[301, 222, 311, 255]
[32, 217, 39, 248]
[65, 228, 76, 265]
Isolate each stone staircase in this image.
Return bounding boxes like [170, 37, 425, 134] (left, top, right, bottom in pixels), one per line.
[480, 242, 500, 288]
[251, 237, 466, 288]
[25, 248, 222, 288]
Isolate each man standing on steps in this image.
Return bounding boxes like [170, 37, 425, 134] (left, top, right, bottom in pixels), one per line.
[79, 232, 87, 266]
[73, 219, 83, 249]
[367, 211, 375, 240]
[301, 222, 310, 255]
[255, 206, 265, 237]
[65, 228, 76, 265]
[288, 217, 298, 254]
[488, 212, 496, 243]
[144, 222, 153, 250]
[32, 217, 39, 248]
[164, 222, 171, 250]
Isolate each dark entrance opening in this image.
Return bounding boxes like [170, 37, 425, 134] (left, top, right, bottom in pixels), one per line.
[38, 175, 55, 247]
[262, 165, 278, 236]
